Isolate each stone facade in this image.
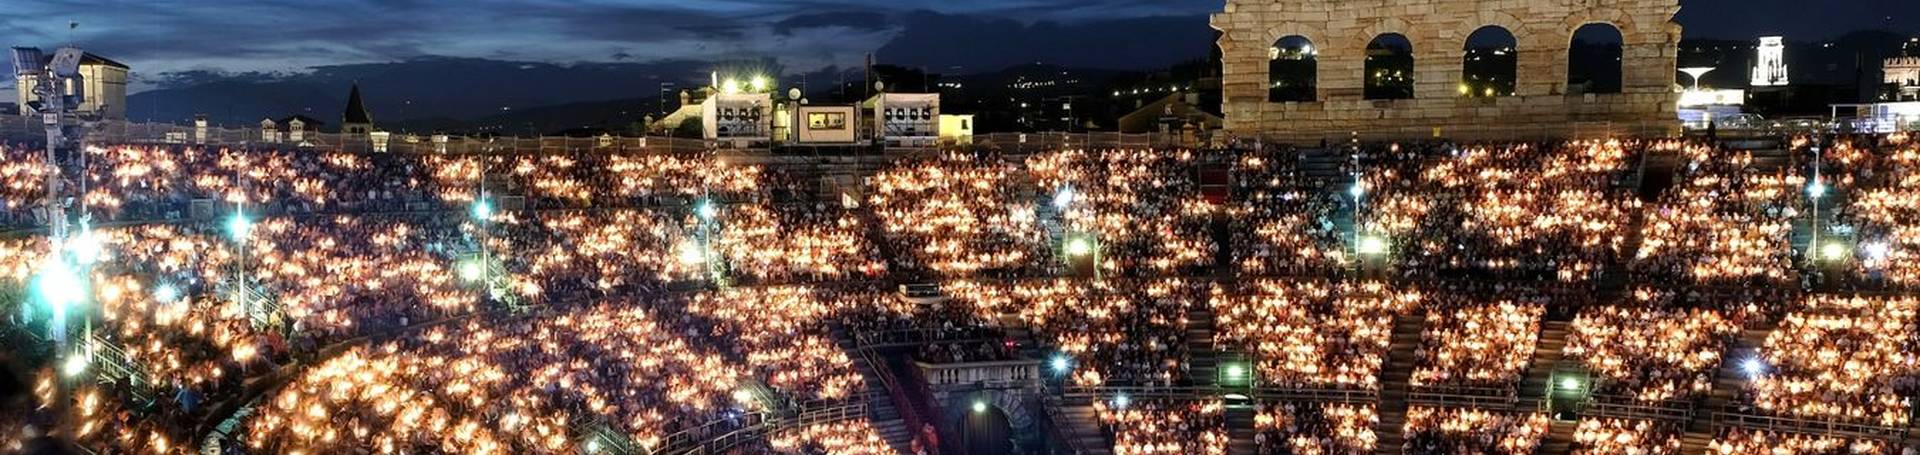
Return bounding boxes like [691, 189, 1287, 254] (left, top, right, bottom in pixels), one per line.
[1887, 57, 1920, 101]
[1213, 0, 1682, 143]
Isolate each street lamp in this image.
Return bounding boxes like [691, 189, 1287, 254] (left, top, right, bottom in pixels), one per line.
[472, 198, 493, 221]
[225, 212, 252, 241]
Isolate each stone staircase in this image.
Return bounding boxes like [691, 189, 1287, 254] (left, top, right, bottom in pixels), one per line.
[1186, 307, 1219, 386]
[1050, 398, 1114, 455]
[829, 326, 917, 454]
[1539, 418, 1579, 454]
[1516, 320, 1573, 410]
[1373, 313, 1427, 455]
[1226, 405, 1259, 455]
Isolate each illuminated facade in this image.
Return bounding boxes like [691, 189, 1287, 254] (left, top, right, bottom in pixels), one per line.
[1751, 36, 1788, 87]
[1887, 57, 1920, 102]
[1212, 0, 1682, 142]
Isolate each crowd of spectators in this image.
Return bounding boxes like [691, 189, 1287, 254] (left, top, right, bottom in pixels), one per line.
[1633, 144, 1803, 286]
[1028, 149, 1218, 276]
[1228, 150, 1348, 277]
[1093, 399, 1227, 455]
[1361, 141, 1637, 282]
[1210, 279, 1418, 390]
[867, 153, 1049, 279]
[1007, 279, 1200, 387]
[1570, 418, 1682, 455]
[1566, 305, 1740, 402]
[1707, 428, 1888, 454]
[1748, 295, 1920, 427]
[1254, 402, 1377, 454]
[1408, 301, 1544, 390]
[1400, 407, 1549, 454]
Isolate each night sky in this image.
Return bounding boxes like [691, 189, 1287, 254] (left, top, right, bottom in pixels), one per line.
[0, 0, 1915, 94]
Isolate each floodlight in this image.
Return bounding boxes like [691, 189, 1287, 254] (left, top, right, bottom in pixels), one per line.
[1066, 237, 1094, 257]
[749, 75, 769, 93]
[1559, 377, 1581, 391]
[971, 400, 988, 414]
[721, 79, 741, 95]
[1358, 235, 1389, 256]
[1820, 242, 1849, 262]
[226, 213, 252, 241]
[62, 352, 87, 378]
[1742, 358, 1765, 378]
[154, 283, 180, 303]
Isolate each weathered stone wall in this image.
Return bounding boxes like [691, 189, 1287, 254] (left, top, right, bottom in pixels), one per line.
[1213, 0, 1683, 143]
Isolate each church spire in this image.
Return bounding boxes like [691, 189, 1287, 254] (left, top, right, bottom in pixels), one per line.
[342, 83, 374, 133]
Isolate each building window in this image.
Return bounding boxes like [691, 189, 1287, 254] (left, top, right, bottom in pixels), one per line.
[1569, 24, 1624, 94]
[1462, 26, 1517, 97]
[808, 112, 847, 129]
[1269, 35, 1318, 102]
[1365, 34, 1416, 100]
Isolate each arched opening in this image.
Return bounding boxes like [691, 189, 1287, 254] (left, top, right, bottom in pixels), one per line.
[1462, 26, 1517, 97]
[1269, 35, 1317, 102]
[1365, 34, 1415, 100]
[1568, 24, 1624, 94]
[958, 404, 1014, 455]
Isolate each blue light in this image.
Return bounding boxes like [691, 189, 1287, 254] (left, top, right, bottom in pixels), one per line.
[1050, 354, 1070, 373]
[472, 199, 494, 220]
[226, 213, 252, 240]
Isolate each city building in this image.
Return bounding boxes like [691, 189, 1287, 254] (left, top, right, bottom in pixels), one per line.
[12, 47, 129, 119]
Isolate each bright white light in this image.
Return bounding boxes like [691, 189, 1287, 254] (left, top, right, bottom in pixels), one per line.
[585, 439, 601, 454]
[1224, 364, 1247, 380]
[62, 353, 88, 378]
[971, 400, 988, 414]
[1053, 187, 1075, 209]
[1349, 183, 1365, 198]
[472, 199, 493, 220]
[34, 257, 82, 311]
[1821, 242, 1849, 261]
[1050, 354, 1070, 373]
[154, 283, 180, 303]
[226, 213, 252, 241]
[1559, 377, 1581, 391]
[678, 241, 707, 266]
[733, 388, 755, 404]
[1864, 241, 1891, 261]
[1358, 235, 1389, 256]
[70, 229, 101, 265]
[1113, 394, 1130, 409]
[749, 75, 769, 92]
[697, 201, 717, 221]
[1066, 237, 1094, 257]
[1807, 181, 1827, 198]
[721, 79, 742, 95]
[1742, 358, 1766, 378]
[459, 261, 483, 282]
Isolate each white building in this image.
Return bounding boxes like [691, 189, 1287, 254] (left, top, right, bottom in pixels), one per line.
[1752, 36, 1789, 87]
[865, 93, 940, 147]
[14, 49, 129, 119]
[701, 93, 772, 147]
[1887, 56, 1920, 101]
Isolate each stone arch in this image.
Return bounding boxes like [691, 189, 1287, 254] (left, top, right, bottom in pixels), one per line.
[1462, 26, 1518, 97]
[940, 389, 1037, 436]
[1364, 33, 1416, 100]
[1567, 22, 1625, 94]
[1268, 35, 1319, 102]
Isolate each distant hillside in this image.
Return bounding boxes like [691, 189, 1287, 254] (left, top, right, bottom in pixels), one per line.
[128, 57, 713, 127]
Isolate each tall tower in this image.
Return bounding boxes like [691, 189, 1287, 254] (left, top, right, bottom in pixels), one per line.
[341, 83, 374, 134]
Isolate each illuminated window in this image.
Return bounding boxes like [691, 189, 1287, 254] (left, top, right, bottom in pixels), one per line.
[808, 112, 847, 129]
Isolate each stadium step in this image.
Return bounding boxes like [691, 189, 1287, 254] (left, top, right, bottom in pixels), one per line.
[1372, 312, 1427, 455]
[1516, 320, 1572, 409]
[830, 326, 918, 455]
[1049, 399, 1115, 455]
[1186, 307, 1218, 386]
[1225, 405, 1258, 455]
[1539, 418, 1579, 454]
[1688, 325, 1776, 444]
